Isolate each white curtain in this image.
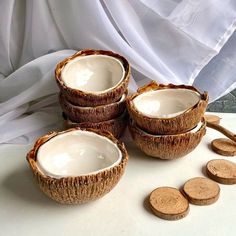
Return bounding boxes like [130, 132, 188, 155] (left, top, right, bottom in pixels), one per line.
[1, 0, 236, 144]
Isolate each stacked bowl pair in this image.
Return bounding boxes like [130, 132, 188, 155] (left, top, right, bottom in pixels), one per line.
[127, 81, 209, 160]
[55, 49, 131, 138]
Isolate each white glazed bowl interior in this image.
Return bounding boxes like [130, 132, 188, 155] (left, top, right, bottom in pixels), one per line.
[36, 130, 122, 178]
[61, 55, 125, 93]
[133, 89, 201, 118]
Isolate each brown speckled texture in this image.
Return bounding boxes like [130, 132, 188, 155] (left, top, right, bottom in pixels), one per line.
[59, 91, 127, 123]
[26, 128, 128, 204]
[128, 118, 206, 159]
[63, 112, 128, 139]
[126, 81, 208, 135]
[55, 49, 131, 107]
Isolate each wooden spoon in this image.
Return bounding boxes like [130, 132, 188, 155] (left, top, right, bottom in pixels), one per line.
[206, 121, 236, 143]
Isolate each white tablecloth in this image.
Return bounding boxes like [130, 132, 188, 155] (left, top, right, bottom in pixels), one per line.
[0, 112, 236, 236]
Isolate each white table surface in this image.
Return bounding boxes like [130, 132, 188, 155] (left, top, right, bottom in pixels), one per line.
[0, 112, 236, 236]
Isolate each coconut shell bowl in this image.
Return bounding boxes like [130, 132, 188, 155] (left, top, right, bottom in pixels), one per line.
[129, 118, 206, 160]
[27, 128, 128, 204]
[55, 49, 131, 107]
[62, 111, 128, 139]
[126, 81, 208, 135]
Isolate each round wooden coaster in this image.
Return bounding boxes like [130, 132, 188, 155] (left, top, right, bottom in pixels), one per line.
[149, 187, 189, 221]
[206, 159, 236, 184]
[211, 138, 236, 156]
[183, 177, 220, 205]
[204, 114, 221, 125]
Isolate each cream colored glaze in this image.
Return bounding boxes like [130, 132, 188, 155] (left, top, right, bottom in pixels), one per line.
[137, 120, 204, 137]
[36, 130, 122, 178]
[61, 55, 125, 93]
[133, 89, 201, 118]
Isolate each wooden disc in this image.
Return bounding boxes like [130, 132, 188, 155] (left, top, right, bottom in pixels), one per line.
[183, 177, 220, 205]
[204, 114, 221, 125]
[206, 159, 236, 184]
[149, 187, 189, 220]
[211, 138, 236, 156]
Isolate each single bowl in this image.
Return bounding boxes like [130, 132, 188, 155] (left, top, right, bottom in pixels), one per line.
[55, 49, 131, 107]
[59, 91, 127, 123]
[126, 81, 208, 135]
[128, 118, 206, 159]
[27, 128, 128, 204]
[62, 111, 128, 139]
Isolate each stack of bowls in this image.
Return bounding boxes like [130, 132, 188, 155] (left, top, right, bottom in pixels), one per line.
[126, 81, 209, 160]
[55, 49, 131, 138]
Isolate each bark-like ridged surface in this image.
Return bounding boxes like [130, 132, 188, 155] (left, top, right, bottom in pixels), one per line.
[27, 128, 128, 204]
[63, 112, 128, 139]
[59, 91, 127, 123]
[126, 81, 208, 135]
[128, 118, 206, 159]
[55, 49, 130, 107]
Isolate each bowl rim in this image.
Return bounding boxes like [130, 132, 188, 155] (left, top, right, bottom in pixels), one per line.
[55, 49, 131, 96]
[61, 54, 125, 94]
[27, 128, 128, 181]
[132, 88, 201, 118]
[127, 81, 208, 120]
[36, 129, 123, 178]
[129, 117, 206, 137]
[60, 90, 128, 110]
[63, 110, 128, 126]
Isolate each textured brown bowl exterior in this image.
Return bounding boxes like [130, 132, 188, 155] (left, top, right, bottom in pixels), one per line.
[128, 118, 206, 159]
[27, 128, 128, 204]
[63, 112, 128, 139]
[126, 81, 208, 135]
[55, 49, 131, 107]
[59, 91, 127, 123]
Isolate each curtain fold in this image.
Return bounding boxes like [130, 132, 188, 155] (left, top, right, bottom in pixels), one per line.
[0, 0, 236, 144]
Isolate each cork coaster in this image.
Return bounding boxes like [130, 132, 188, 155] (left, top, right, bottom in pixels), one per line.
[206, 159, 236, 184]
[149, 187, 189, 220]
[183, 177, 220, 205]
[211, 138, 236, 156]
[204, 114, 221, 125]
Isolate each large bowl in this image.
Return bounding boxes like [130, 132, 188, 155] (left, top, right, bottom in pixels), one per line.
[128, 118, 206, 160]
[55, 49, 131, 107]
[126, 81, 208, 135]
[27, 128, 128, 204]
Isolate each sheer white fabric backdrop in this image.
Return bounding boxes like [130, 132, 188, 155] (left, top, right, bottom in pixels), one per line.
[0, 0, 236, 144]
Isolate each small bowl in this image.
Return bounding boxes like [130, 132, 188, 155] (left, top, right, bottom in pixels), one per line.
[59, 91, 127, 123]
[63, 111, 128, 139]
[55, 49, 131, 107]
[128, 118, 206, 159]
[126, 81, 208, 135]
[27, 128, 128, 204]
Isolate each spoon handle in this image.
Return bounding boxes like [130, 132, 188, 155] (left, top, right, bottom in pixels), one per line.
[206, 121, 236, 143]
